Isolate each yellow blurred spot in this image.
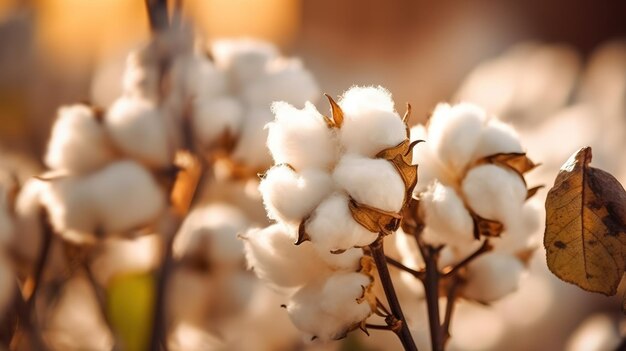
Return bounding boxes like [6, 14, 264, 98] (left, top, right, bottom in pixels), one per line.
[106, 271, 155, 351]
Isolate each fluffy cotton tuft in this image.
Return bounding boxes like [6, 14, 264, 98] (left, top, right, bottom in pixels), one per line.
[45, 105, 116, 174]
[259, 166, 334, 227]
[243, 224, 330, 289]
[427, 103, 486, 174]
[211, 39, 277, 84]
[462, 253, 525, 302]
[191, 97, 243, 147]
[339, 86, 395, 115]
[314, 247, 364, 271]
[333, 155, 405, 212]
[106, 97, 171, 167]
[122, 49, 160, 100]
[268, 102, 338, 171]
[306, 193, 377, 252]
[472, 119, 523, 160]
[419, 181, 474, 246]
[462, 164, 528, 224]
[242, 61, 319, 107]
[230, 108, 275, 170]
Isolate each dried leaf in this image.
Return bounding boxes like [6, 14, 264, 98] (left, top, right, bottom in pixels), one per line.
[400, 198, 424, 235]
[170, 151, 202, 216]
[545, 147, 626, 296]
[295, 218, 311, 245]
[324, 94, 344, 128]
[376, 139, 421, 205]
[480, 152, 538, 175]
[526, 185, 544, 200]
[348, 198, 402, 235]
[471, 212, 504, 239]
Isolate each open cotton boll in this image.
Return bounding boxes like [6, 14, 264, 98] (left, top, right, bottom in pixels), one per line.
[39, 177, 97, 239]
[122, 49, 160, 100]
[472, 119, 523, 161]
[259, 166, 334, 227]
[211, 39, 277, 84]
[319, 272, 373, 322]
[314, 247, 363, 271]
[462, 164, 528, 224]
[427, 103, 485, 175]
[230, 108, 274, 170]
[190, 57, 228, 99]
[268, 102, 338, 171]
[286, 283, 345, 341]
[565, 314, 622, 351]
[106, 96, 171, 168]
[91, 234, 160, 286]
[339, 86, 395, 116]
[334, 155, 405, 212]
[410, 125, 456, 193]
[419, 181, 474, 247]
[242, 62, 319, 108]
[493, 201, 541, 255]
[174, 203, 249, 265]
[462, 252, 525, 303]
[306, 193, 378, 252]
[192, 97, 243, 148]
[243, 224, 331, 289]
[45, 105, 116, 174]
[86, 161, 165, 234]
[339, 108, 406, 157]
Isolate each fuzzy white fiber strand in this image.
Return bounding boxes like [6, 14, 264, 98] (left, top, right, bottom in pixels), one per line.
[462, 252, 525, 303]
[45, 105, 116, 174]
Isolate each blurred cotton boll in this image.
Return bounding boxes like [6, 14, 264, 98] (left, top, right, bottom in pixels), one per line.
[462, 252, 525, 303]
[566, 314, 623, 351]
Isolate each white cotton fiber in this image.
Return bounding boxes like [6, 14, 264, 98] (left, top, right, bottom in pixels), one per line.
[493, 201, 542, 255]
[122, 49, 160, 100]
[472, 119, 523, 161]
[319, 272, 373, 321]
[106, 96, 171, 167]
[410, 125, 456, 193]
[86, 160, 166, 234]
[339, 86, 395, 116]
[427, 103, 485, 174]
[243, 224, 330, 289]
[192, 97, 243, 147]
[463, 252, 525, 302]
[230, 108, 275, 170]
[333, 155, 405, 212]
[419, 181, 474, 247]
[314, 247, 364, 271]
[268, 102, 338, 171]
[462, 164, 527, 224]
[306, 193, 377, 252]
[12, 179, 45, 264]
[259, 166, 334, 226]
[45, 104, 116, 174]
[211, 39, 277, 84]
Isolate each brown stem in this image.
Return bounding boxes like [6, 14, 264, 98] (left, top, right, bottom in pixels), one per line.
[369, 237, 418, 351]
[442, 240, 491, 278]
[441, 276, 461, 346]
[385, 255, 425, 280]
[145, 0, 169, 33]
[419, 245, 443, 351]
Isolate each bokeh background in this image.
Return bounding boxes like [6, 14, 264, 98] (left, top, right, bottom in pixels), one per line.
[0, 1, 625, 350]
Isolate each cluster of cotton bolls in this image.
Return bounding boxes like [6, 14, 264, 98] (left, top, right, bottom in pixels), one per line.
[245, 86, 417, 341]
[397, 102, 541, 303]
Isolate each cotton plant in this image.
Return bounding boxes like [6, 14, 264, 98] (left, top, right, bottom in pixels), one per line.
[246, 86, 419, 349]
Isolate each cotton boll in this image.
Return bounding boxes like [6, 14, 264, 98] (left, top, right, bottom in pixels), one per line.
[472, 119, 523, 161]
[319, 272, 373, 322]
[243, 224, 331, 289]
[230, 108, 274, 170]
[333, 155, 405, 212]
[462, 164, 527, 224]
[565, 314, 622, 351]
[462, 253, 525, 303]
[286, 283, 344, 341]
[12, 179, 44, 265]
[192, 97, 243, 147]
[174, 203, 249, 266]
[339, 86, 395, 115]
[410, 125, 456, 193]
[427, 103, 485, 175]
[45, 105, 116, 174]
[122, 49, 160, 100]
[314, 247, 363, 271]
[89, 161, 166, 234]
[268, 102, 338, 171]
[259, 166, 334, 227]
[493, 201, 542, 255]
[242, 61, 319, 108]
[106, 97, 171, 168]
[419, 181, 474, 247]
[339, 108, 406, 157]
[211, 39, 277, 84]
[191, 57, 228, 98]
[306, 193, 378, 252]
[91, 234, 160, 286]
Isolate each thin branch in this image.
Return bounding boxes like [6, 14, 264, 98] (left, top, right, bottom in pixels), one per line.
[369, 237, 418, 351]
[442, 240, 492, 278]
[385, 255, 425, 280]
[365, 323, 394, 331]
[419, 244, 443, 351]
[145, 0, 170, 33]
[441, 276, 462, 346]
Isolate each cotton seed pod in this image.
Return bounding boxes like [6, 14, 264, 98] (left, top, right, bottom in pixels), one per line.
[462, 252, 525, 303]
[333, 154, 405, 212]
[462, 164, 528, 224]
[106, 96, 171, 168]
[427, 103, 486, 175]
[259, 166, 334, 228]
[306, 193, 377, 252]
[230, 108, 275, 171]
[268, 102, 338, 171]
[191, 97, 243, 148]
[338, 87, 406, 157]
[174, 203, 249, 266]
[286, 272, 374, 341]
[211, 39, 277, 84]
[243, 224, 331, 290]
[472, 119, 523, 161]
[419, 181, 474, 247]
[242, 61, 319, 107]
[45, 104, 116, 174]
